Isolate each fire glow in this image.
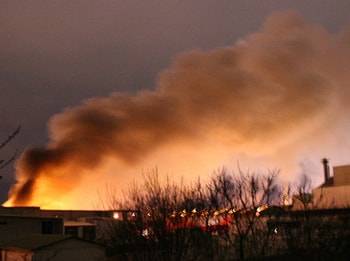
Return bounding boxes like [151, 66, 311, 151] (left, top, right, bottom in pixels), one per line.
[4, 12, 350, 209]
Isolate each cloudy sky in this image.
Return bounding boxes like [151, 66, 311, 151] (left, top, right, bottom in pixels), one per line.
[1, 0, 350, 203]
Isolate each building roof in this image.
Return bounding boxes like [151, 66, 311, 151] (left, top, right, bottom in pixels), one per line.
[0, 215, 62, 221]
[0, 234, 104, 251]
[0, 234, 69, 250]
[64, 220, 95, 227]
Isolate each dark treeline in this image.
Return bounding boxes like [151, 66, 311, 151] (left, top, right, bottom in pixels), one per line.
[99, 169, 350, 261]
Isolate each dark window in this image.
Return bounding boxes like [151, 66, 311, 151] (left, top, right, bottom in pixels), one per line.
[42, 221, 54, 234]
[65, 226, 79, 237]
[83, 226, 96, 241]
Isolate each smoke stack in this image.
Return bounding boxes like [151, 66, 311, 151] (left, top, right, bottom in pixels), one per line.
[322, 158, 330, 183]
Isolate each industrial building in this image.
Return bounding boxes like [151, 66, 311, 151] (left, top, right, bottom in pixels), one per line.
[312, 159, 350, 208]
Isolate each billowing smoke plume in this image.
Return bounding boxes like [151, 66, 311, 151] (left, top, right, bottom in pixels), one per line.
[6, 12, 350, 207]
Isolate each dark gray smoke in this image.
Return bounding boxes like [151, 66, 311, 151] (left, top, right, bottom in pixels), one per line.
[7, 12, 350, 206]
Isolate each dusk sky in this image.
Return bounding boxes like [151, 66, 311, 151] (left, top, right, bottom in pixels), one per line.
[1, 1, 350, 207]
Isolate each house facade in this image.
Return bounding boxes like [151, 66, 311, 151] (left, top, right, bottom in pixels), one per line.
[0, 235, 106, 261]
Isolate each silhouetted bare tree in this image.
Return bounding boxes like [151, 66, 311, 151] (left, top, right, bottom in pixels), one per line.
[101, 166, 350, 261]
[206, 168, 281, 260]
[273, 174, 350, 260]
[102, 168, 284, 260]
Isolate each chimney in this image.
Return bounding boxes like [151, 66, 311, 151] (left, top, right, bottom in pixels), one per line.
[322, 158, 330, 183]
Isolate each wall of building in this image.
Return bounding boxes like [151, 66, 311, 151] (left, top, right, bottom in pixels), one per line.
[313, 186, 350, 208]
[39, 210, 115, 220]
[64, 223, 96, 241]
[0, 216, 63, 241]
[334, 165, 350, 186]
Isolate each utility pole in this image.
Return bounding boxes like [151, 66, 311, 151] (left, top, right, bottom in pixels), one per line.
[0, 126, 21, 179]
